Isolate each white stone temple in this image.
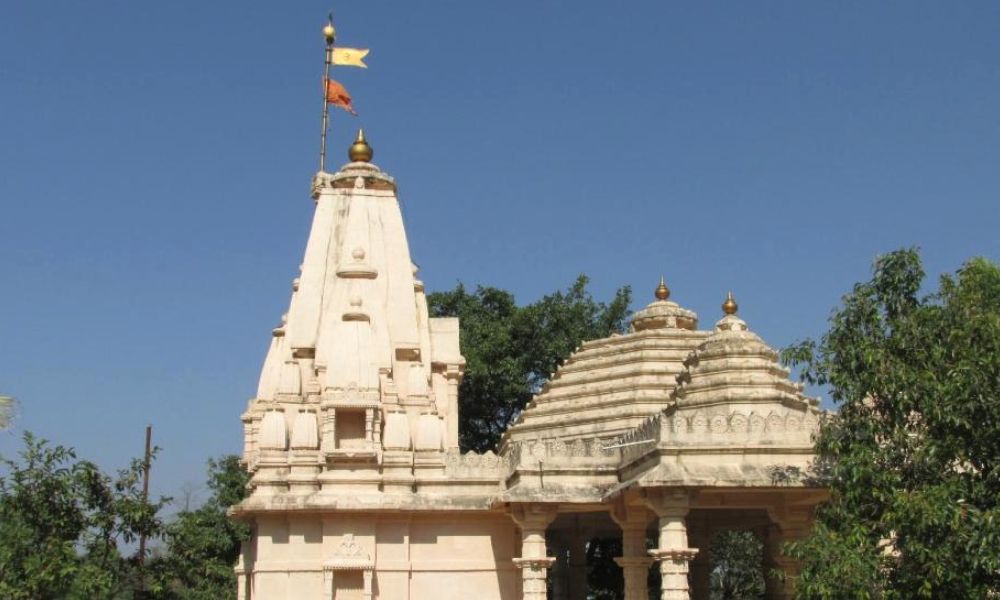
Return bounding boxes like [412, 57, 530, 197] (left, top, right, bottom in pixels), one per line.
[231, 130, 827, 600]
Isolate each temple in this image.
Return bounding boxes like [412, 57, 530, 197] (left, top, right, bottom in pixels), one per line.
[231, 130, 827, 600]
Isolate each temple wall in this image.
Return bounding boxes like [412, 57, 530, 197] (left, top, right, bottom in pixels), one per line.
[246, 512, 520, 599]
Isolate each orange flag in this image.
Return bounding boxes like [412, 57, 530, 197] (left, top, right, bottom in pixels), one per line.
[325, 79, 357, 115]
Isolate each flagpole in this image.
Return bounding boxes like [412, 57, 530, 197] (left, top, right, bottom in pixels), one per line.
[319, 16, 335, 172]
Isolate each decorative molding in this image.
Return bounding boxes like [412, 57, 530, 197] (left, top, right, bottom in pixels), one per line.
[323, 534, 374, 570]
[512, 557, 556, 571]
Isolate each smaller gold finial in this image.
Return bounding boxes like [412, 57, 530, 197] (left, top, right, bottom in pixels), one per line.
[323, 16, 336, 45]
[722, 291, 738, 315]
[349, 128, 373, 162]
[655, 276, 670, 301]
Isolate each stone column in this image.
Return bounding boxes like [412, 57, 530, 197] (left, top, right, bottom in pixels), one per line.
[322, 568, 334, 600]
[362, 569, 373, 600]
[611, 502, 653, 600]
[644, 491, 698, 600]
[444, 364, 461, 449]
[511, 504, 559, 600]
[764, 512, 811, 600]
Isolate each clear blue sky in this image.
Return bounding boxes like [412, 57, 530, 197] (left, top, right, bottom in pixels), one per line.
[2, 2, 997, 503]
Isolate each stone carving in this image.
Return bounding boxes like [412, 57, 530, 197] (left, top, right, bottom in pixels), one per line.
[709, 415, 727, 433]
[325, 533, 374, 570]
[672, 415, 686, 434]
[551, 439, 567, 457]
[444, 449, 503, 479]
[731, 413, 748, 433]
[616, 408, 823, 466]
[501, 436, 622, 475]
[337, 534, 364, 558]
[766, 412, 784, 432]
[691, 413, 708, 434]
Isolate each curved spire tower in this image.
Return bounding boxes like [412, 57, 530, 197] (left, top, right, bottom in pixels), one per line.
[240, 134, 466, 499]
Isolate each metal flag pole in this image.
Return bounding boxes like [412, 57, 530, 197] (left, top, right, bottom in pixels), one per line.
[138, 424, 152, 594]
[319, 15, 336, 172]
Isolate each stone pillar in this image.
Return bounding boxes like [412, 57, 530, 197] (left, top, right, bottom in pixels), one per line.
[322, 569, 334, 600]
[611, 502, 653, 600]
[764, 511, 812, 600]
[511, 504, 558, 600]
[644, 491, 698, 600]
[444, 364, 461, 449]
[362, 569, 373, 600]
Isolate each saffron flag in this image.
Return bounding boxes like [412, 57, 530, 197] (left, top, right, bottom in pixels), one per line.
[332, 47, 369, 68]
[325, 79, 357, 115]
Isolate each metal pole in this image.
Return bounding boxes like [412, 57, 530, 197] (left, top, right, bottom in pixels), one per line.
[138, 424, 152, 593]
[319, 19, 335, 172]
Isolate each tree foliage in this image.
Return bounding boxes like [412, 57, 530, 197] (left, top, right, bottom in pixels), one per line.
[709, 530, 765, 600]
[781, 250, 1000, 598]
[0, 432, 166, 599]
[150, 455, 250, 600]
[428, 274, 632, 451]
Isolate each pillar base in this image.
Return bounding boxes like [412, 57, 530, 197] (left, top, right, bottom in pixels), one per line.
[514, 557, 557, 600]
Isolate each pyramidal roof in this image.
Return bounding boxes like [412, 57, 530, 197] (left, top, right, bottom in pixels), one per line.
[500, 282, 710, 447]
[502, 286, 823, 451]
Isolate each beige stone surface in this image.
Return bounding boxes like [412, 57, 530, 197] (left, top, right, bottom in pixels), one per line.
[233, 150, 827, 599]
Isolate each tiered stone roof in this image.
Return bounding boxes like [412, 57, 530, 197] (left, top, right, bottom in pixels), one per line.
[500, 291, 824, 498]
[500, 285, 709, 447]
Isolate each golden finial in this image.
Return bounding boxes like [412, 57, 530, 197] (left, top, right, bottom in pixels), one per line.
[654, 276, 670, 301]
[323, 16, 336, 45]
[349, 128, 373, 162]
[722, 291, 738, 315]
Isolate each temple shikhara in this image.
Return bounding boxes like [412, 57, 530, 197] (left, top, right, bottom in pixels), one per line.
[231, 17, 827, 600]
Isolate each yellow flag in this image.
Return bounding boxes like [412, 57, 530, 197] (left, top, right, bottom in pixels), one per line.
[332, 47, 370, 68]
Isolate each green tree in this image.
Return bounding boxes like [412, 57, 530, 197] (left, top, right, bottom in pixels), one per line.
[428, 274, 632, 452]
[0, 432, 166, 599]
[709, 530, 765, 600]
[150, 455, 250, 600]
[781, 250, 1000, 598]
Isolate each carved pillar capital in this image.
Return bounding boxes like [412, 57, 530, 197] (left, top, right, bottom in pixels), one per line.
[642, 488, 693, 518]
[509, 502, 559, 530]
